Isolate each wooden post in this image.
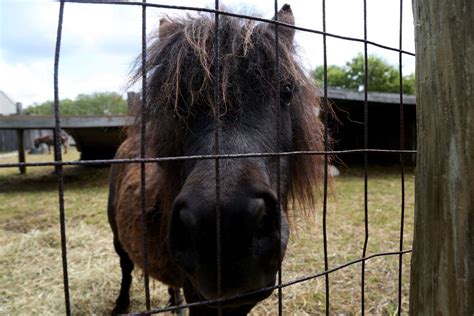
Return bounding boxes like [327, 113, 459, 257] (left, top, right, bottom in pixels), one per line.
[127, 92, 140, 115]
[17, 129, 26, 174]
[410, 0, 473, 315]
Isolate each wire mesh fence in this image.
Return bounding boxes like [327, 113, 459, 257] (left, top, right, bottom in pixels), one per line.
[0, 0, 415, 315]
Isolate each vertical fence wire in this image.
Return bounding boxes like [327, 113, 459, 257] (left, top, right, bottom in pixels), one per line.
[361, 0, 370, 314]
[53, 1, 71, 315]
[273, 2, 283, 315]
[321, 0, 330, 315]
[397, 0, 406, 314]
[140, 0, 151, 310]
[213, 1, 223, 315]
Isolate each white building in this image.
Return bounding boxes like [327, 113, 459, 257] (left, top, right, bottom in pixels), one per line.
[0, 91, 18, 115]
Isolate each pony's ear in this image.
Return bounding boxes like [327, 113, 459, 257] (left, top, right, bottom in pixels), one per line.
[270, 4, 295, 47]
[159, 18, 174, 40]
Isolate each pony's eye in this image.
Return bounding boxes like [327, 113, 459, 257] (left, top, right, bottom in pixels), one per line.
[281, 84, 294, 105]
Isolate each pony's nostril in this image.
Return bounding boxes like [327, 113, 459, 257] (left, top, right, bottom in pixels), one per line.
[251, 192, 280, 234]
[180, 209, 197, 229]
[169, 200, 199, 273]
[248, 198, 266, 223]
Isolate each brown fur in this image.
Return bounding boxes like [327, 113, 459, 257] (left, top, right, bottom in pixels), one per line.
[111, 138, 182, 287]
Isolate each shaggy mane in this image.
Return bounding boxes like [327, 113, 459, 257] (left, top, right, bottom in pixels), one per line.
[129, 10, 326, 215]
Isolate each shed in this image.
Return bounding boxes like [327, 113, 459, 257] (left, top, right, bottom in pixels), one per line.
[326, 88, 416, 166]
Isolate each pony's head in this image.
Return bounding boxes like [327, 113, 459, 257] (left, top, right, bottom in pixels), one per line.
[131, 4, 325, 306]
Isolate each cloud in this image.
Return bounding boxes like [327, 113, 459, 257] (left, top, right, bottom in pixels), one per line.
[0, 56, 52, 105]
[0, 1, 57, 63]
[0, 1, 142, 105]
[1, 0, 415, 105]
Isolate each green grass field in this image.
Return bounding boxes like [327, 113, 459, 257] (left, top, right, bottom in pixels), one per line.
[0, 149, 414, 315]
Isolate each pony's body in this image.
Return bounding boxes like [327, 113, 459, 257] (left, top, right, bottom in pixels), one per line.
[34, 133, 68, 154]
[108, 5, 325, 315]
[109, 137, 181, 287]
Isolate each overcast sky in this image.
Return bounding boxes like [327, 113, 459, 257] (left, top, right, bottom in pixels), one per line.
[0, 0, 415, 106]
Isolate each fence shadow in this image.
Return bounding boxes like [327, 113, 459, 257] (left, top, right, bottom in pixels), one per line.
[0, 166, 110, 193]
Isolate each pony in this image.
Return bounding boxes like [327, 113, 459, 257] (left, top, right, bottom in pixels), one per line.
[107, 4, 325, 315]
[34, 132, 68, 154]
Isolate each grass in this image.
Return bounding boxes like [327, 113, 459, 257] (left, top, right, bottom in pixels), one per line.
[0, 149, 414, 315]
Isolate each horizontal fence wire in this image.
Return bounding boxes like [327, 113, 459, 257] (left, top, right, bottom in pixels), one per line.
[61, 0, 415, 56]
[126, 250, 413, 315]
[0, 149, 417, 169]
[5, 0, 417, 314]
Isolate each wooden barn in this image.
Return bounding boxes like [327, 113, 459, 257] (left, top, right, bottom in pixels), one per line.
[326, 88, 416, 166]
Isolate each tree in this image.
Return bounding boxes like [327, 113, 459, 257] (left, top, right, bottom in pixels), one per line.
[25, 92, 128, 116]
[313, 53, 416, 94]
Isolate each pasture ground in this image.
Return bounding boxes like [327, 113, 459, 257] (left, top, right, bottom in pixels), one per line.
[0, 149, 414, 315]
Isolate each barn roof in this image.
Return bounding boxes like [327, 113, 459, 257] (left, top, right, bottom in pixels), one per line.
[324, 88, 416, 105]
